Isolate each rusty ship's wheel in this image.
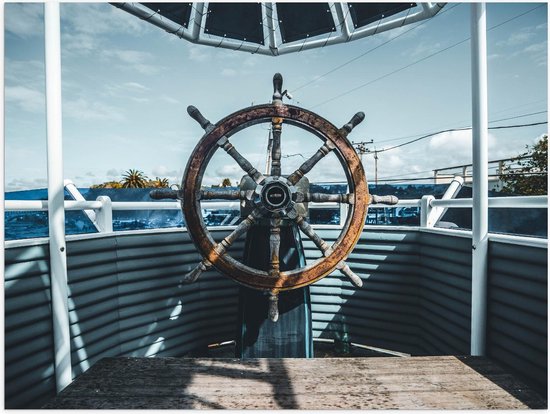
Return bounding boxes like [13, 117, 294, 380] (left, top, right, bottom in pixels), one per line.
[152, 73, 397, 320]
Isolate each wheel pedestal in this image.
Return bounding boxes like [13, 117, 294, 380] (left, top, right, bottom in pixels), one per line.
[236, 223, 313, 358]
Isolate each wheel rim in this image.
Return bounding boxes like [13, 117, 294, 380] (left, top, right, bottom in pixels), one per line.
[182, 103, 368, 291]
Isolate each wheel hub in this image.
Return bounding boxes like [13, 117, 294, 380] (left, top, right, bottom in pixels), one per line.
[255, 176, 295, 215]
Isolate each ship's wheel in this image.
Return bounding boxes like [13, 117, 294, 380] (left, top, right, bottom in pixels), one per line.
[152, 73, 397, 321]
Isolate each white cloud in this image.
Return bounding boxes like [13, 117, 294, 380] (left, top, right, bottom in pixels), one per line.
[60, 4, 150, 56]
[5, 59, 44, 87]
[160, 95, 180, 104]
[6, 178, 48, 192]
[215, 164, 242, 178]
[188, 45, 212, 62]
[404, 41, 441, 58]
[107, 50, 152, 64]
[62, 3, 147, 37]
[5, 86, 44, 113]
[5, 3, 44, 38]
[103, 82, 151, 102]
[64, 98, 125, 121]
[371, 21, 427, 43]
[62, 32, 101, 55]
[60, 4, 151, 56]
[524, 42, 547, 54]
[152, 166, 180, 177]
[511, 41, 548, 66]
[497, 26, 537, 48]
[422, 129, 503, 170]
[242, 55, 260, 68]
[503, 31, 535, 47]
[123, 82, 150, 92]
[106, 169, 121, 177]
[428, 129, 476, 169]
[102, 49, 163, 74]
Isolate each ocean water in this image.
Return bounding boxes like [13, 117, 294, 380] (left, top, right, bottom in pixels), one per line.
[4, 184, 546, 240]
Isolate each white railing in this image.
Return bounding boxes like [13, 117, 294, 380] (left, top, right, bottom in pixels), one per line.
[5, 194, 547, 232]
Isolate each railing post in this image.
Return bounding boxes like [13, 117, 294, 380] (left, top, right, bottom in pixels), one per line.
[45, 1, 72, 392]
[420, 195, 435, 227]
[470, 2, 489, 357]
[64, 179, 97, 225]
[429, 176, 465, 226]
[95, 196, 113, 233]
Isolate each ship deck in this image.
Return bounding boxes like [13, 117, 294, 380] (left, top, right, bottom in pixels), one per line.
[44, 356, 546, 409]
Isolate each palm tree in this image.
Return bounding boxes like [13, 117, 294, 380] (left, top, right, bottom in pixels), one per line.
[151, 177, 170, 188]
[121, 169, 149, 188]
[221, 178, 232, 187]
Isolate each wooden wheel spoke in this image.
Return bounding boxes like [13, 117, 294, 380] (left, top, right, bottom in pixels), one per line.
[295, 215, 333, 256]
[270, 120, 282, 176]
[298, 192, 355, 204]
[216, 209, 262, 255]
[200, 189, 253, 201]
[287, 140, 336, 185]
[182, 210, 262, 284]
[269, 218, 282, 277]
[217, 136, 265, 184]
[295, 214, 363, 288]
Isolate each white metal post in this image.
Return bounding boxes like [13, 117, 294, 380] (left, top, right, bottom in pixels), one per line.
[64, 179, 97, 224]
[429, 176, 465, 226]
[420, 195, 435, 227]
[96, 196, 114, 233]
[45, 2, 72, 392]
[470, 2, 489, 356]
[0, 3, 5, 310]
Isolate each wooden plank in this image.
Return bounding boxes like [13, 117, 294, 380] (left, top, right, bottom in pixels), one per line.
[44, 356, 546, 409]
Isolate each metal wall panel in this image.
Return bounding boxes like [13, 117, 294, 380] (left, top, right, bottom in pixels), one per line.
[487, 240, 547, 395]
[418, 233, 472, 355]
[309, 229, 423, 355]
[5, 244, 55, 409]
[5, 227, 548, 407]
[4, 229, 241, 408]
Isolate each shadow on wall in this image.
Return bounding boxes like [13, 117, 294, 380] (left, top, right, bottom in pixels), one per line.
[4, 229, 245, 408]
[5, 244, 56, 409]
[309, 229, 474, 357]
[309, 229, 424, 356]
[66, 230, 244, 374]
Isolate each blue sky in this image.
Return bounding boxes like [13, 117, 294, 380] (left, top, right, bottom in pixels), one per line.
[4, 2, 548, 191]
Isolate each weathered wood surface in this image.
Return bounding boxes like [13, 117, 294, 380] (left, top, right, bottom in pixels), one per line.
[44, 356, 546, 409]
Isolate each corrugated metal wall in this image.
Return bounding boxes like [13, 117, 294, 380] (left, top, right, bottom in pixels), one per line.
[4, 228, 548, 407]
[309, 229, 423, 355]
[5, 243, 55, 408]
[5, 229, 242, 408]
[418, 233, 472, 355]
[487, 239, 548, 395]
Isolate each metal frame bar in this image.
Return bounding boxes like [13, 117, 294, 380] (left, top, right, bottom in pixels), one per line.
[6, 195, 547, 212]
[0, 0, 5, 321]
[111, 2, 444, 56]
[44, 1, 72, 393]
[470, 2, 489, 357]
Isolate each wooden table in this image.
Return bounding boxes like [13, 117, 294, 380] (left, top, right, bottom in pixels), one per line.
[44, 356, 546, 409]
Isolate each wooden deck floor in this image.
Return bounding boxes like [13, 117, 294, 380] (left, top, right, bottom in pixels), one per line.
[44, 356, 546, 409]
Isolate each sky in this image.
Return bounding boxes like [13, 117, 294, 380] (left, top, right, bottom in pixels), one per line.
[4, 2, 548, 191]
